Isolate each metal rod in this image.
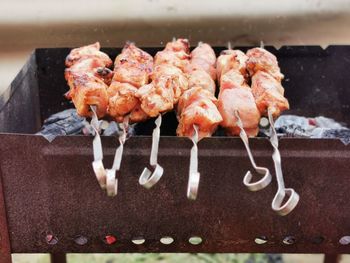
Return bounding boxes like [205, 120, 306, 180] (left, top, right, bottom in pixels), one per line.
[139, 115, 164, 189]
[268, 108, 300, 216]
[91, 106, 107, 189]
[234, 110, 272, 191]
[105, 116, 129, 197]
[187, 125, 200, 200]
[90, 105, 129, 197]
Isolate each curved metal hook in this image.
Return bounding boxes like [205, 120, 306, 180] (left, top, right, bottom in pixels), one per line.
[91, 106, 107, 189]
[139, 164, 164, 189]
[268, 108, 300, 215]
[105, 116, 129, 197]
[243, 168, 272, 192]
[272, 188, 300, 216]
[234, 111, 272, 191]
[139, 115, 164, 189]
[187, 125, 200, 200]
[90, 107, 130, 197]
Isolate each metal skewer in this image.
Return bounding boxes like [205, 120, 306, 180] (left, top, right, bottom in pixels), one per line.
[268, 108, 299, 215]
[234, 110, 272, 191]
[187, 125, 200, 200]
[91, 106, 107, 189]
[90, 105, 129, 197]
[105, 115, 129, 197]
[139, 115, 164, 188]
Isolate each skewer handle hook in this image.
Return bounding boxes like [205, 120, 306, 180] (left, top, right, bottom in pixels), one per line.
[187, 125, 200, 200]
[139, 115, 164, 189]
[268, 108, 300, 215]
[235, 111, 272, 191]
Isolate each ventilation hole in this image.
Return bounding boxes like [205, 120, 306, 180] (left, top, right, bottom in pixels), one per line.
[312, 236, 324, 245]
[283, 236, 296, 245]
[189, 236, 203, 245]
[74, 235, 88, 245]
[46, 234, 58, 245]
[160, 236, 174, 245]
[339, 236, 350, 245]
[255, 236, 268, 244]
[259, 117, 269, 128]
[103, 234, 117, 245]
[132, 237, 146, 245]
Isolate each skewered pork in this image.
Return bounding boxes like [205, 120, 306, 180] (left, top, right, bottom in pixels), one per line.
[247, 48, 299, 216]
[216, 49, 248, 82]
[136, 39, 190, 117]
[217, 50, 260, 137]
[108, 42, 153, 123]
[177, 42, 222, 140]
[65, 42, 113, 118]
[247, 48, 289, 117]
[65, 42, 112, 68]
[246, 47, 284, 82]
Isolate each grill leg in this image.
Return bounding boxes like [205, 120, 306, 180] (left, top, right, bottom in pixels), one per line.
[50, 253, 67, 263]
[324, 254, 341, 263]
[0, 253, 11, 263]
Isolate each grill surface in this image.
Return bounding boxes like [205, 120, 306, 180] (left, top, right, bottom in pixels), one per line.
[0, 46, 349, 254]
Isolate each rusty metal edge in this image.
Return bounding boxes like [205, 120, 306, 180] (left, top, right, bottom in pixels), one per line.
[0, 165, 12, 263]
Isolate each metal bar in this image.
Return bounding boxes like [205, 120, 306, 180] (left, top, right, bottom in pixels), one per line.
[50, 253, 67, 263]
[0, 135, 349, 253]
[0, 169, 12, 263]
[324, 254, 341, 263]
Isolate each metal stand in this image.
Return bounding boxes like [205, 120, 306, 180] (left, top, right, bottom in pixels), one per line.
[324, 254, 341, 263]
[51, 253, 67, 263]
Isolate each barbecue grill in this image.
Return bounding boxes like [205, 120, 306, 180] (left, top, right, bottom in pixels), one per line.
[0, 46, 350, 263]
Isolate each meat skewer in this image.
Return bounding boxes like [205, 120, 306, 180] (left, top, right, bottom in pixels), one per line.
[138, 38, 190, 188]
[247, 46, 299, 215]
[217, 44, 272, 192]
[65, 42, 113, 191]
[104, 42, 154, 196]
[108, 42, 153, 123]
[177, 42, 222, 200]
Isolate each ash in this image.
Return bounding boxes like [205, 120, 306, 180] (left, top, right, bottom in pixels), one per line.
[273, 115, 350, 145]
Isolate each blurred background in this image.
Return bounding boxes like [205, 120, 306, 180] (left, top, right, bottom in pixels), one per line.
[2, 0, 350, 95]
[1, 0, 350, 262]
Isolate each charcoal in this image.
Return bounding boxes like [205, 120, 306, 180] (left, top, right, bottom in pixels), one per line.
[36, 109, 85, 142]
[272, 115, 350, 144]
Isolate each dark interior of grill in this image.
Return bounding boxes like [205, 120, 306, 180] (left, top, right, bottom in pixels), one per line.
[1, 46, 350, 135]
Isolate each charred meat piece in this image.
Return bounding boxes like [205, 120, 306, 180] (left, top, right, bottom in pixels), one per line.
[246, 47, 284, 82]
[177, 87, 222, 139]
[65, 42, 112, 118]
[113, 42, 153, 88]
[136, 39, 190, 117]
[218, 85, 260, 137]
[216, 49, 248, 82]
[65, 42, 112, 68]
[251, 71, 289, 117]
[65, 57, 113, 85]
[246, 47, 289, 118]
[185, 42, 217, 80]
[66, 73, 109, 118]
[154, 38, 190, 72]
[108, 43, 153, 122]
[217, 51, 260, 137]
[177, 42, 222, 140]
